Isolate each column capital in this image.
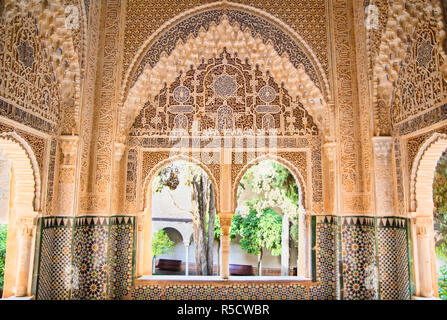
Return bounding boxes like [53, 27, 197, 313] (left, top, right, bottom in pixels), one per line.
[18, 216, 35, 238]
[114, 142, 127, 162]
[372, 136, 393, 161]
[323, 142, 337, 163]
[59, 135, 80, 165]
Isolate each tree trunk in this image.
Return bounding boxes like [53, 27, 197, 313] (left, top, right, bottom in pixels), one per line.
[258, 248, 263, 276]
[152, 256, 156, 275]
[217, 239, 221, 275]
[207, 184, 215, 275]
[192, 175, 208, 275]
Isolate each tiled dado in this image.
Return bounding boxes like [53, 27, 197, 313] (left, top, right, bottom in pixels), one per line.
[337, 216, 412, 300]
[130, 280, 313, 300]
[35, 215, 411, 300]
[35, 216, 135, 300]
[339, 217, 377, 300]
[376, 217, 411, 300]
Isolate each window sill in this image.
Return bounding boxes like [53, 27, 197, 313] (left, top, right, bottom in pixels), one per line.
[136, 275, 315, 285]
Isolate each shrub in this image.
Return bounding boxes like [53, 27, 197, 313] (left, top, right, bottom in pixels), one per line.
[0, 225, 7, 290]
[439, 265, 447, 300]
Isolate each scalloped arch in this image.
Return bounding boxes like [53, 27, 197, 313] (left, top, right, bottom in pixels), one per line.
[232, 154, 307, 211]
[141, 154, 220, 213]
[120, 2, 329, 139]
[410, 132, 447, 214]
[0, 131, 41, 213]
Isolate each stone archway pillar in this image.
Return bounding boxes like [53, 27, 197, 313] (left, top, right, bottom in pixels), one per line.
[372, 137, 394, 216]
[57, 135, 80, 216]
[14, 217, 34, 297]
[219, 213, 233, 279]
[415, 217, 435, 298]
[184, 242, 190, 276]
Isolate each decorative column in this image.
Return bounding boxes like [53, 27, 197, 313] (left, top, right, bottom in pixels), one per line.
[219, 213, 233, 279]
[184, 241, 190, 276]
[14, 217, 34, 297]
[323, 142, 338, 214]
[415, 217, 435, 298]
[372, 137, 394, 216]
[297, 209, 309, 278]
[112, 142, 126, 214]
[281, 212, 290, 276]
[57, 135, 80, 216]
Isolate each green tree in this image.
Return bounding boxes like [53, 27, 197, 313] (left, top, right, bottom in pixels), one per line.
[236, 160, 301, 275]
[231, 206, 282, 276]
[152, 229, 174, 274]
[0, 224, 7, 290]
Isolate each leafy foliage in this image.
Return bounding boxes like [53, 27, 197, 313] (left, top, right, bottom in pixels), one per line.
[433, 151, 447, 262]
[238, 160, 300, 221]
[230, 206, 282, 257]
[152, 229, 174, 258]
[439, 265, 447, 300]
[0, 224, 7, 290]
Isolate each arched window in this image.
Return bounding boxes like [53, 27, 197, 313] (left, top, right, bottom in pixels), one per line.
[229, 159, 309, 279]
[411, 133, 447, 298]
[0, 134, 39, 298]
[144, 160, 220, 278]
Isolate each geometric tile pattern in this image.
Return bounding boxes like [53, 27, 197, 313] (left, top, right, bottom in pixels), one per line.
[340, 217, 377, 300]
[36, 217, 73, 300]
[108, 216, 135, 300]
[71, 217, 109, 300]
[377, 217, 411, 300]
[131, 283, 310, 300]
[310, 215, 337, 300]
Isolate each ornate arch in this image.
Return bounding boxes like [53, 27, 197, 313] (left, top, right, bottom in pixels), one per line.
[231, 154, 307, 211]
[2, 0, 83, 134]
[0, 131, 41, 213]
[141, 154, 220, 213]
[119, 1, 329, 140]
[410, 132, 447, 214]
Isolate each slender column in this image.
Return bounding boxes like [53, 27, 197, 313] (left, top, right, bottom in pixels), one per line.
[184, 242, 189, 276]
[372, 137, 394, 216]
[14, 217, 34, 297]
[323, 142, 337, 214]
[219, 213, 232, 279]
[112, 142, 126, 214]
[415, 217, 434, 297]
[57, 135, 80, 216]
[297, 210, 308, 278]
[281, 212, 290, 276]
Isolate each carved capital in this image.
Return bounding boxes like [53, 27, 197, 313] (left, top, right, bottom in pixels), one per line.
[218, 212, 233, 236]
[323, 142, 337, 163]
[18, 217, 35, 238]
[415, 217, 433, 237]
[114, 142, 126, 162]
[372, 136, 393, 161]
[59, 135, 80, 165]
